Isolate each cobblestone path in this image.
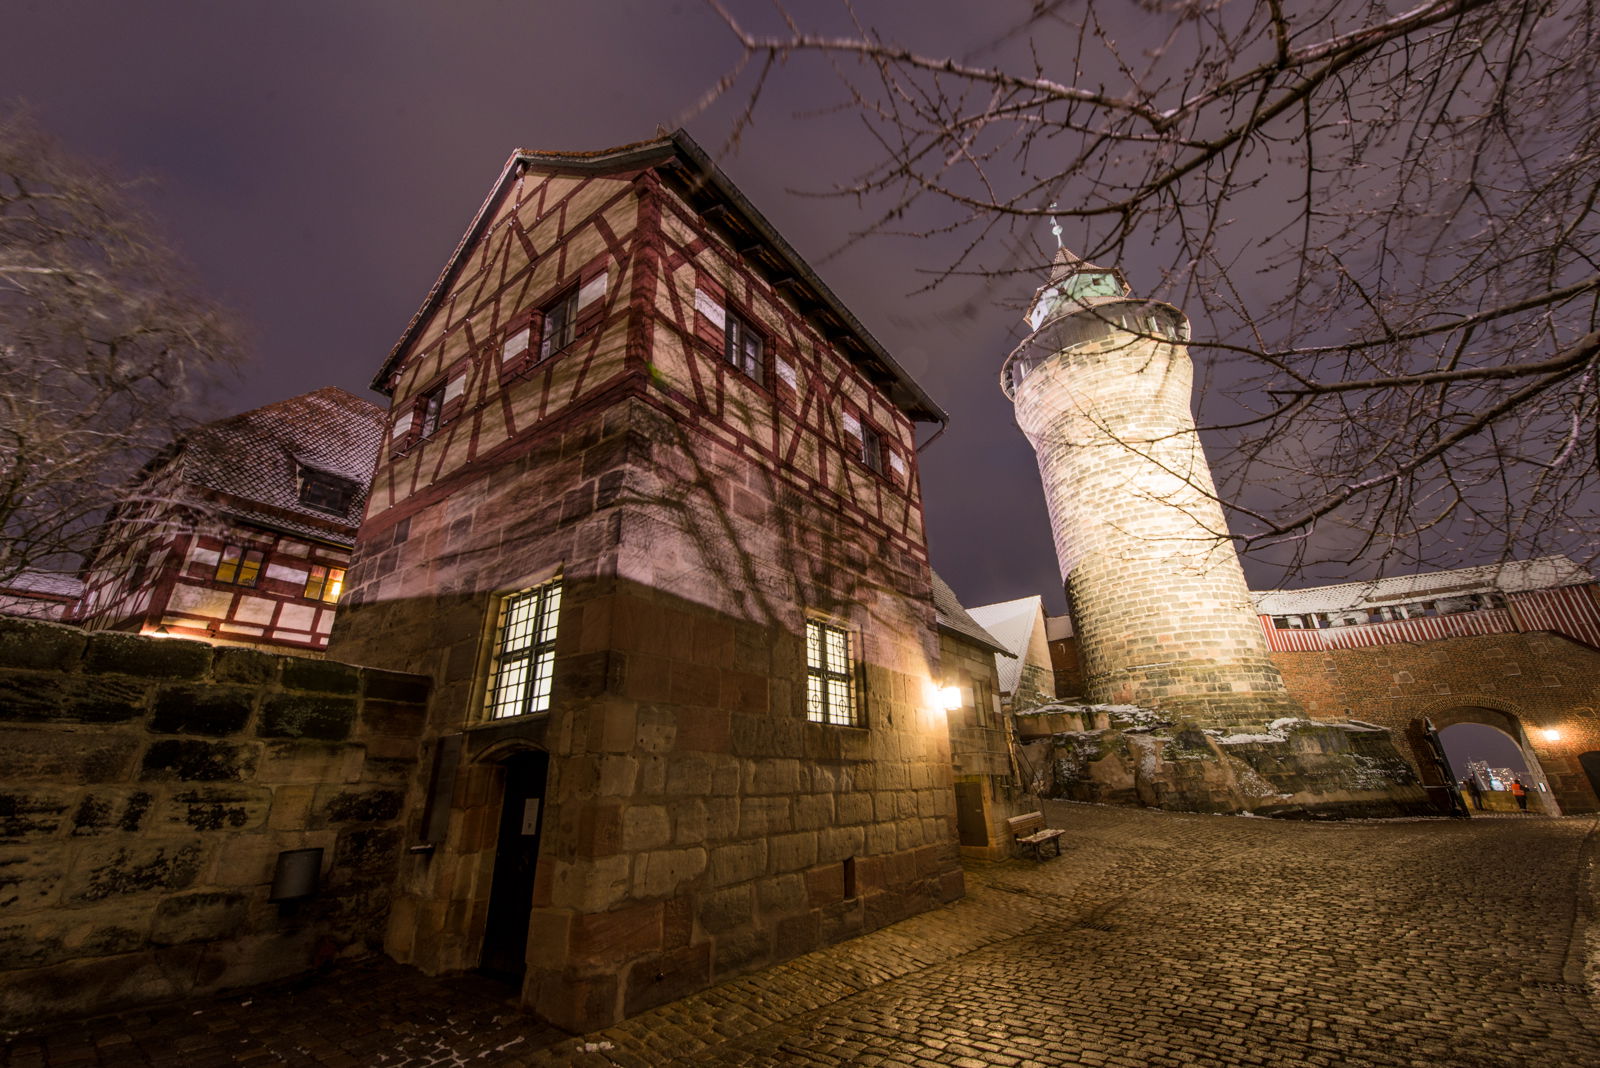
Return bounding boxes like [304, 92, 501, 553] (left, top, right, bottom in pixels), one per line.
[5, 804, 1596, 1068]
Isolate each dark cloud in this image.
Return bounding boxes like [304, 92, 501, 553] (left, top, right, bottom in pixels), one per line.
[0, 2, 1191, 615]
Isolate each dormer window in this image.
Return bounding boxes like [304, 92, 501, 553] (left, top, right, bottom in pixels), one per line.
[297, 465, 357, 514]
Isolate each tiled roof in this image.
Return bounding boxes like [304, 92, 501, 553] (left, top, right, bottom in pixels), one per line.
[968, 596, 1046, 695]
[176, 387, 384, 546]
[1253, 555, 1595, 616]
[0, 570, 82, 599]
[931, 571, 1013, 657]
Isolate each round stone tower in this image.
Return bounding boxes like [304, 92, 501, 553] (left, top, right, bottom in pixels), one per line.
[1001, 249, 1301, 726]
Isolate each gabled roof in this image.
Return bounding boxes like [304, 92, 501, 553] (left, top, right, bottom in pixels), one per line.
[931, 571, 1013, 657]
[1253, 555, 1595, 616]
[968, 595, 1047, 694]
[374, 129, 946, 426]
[176, 387, 384, 546]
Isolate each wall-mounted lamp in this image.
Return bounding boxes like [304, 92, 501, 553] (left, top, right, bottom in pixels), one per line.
[938, 685, 963, 712]
[1541, 728, 1562, 743]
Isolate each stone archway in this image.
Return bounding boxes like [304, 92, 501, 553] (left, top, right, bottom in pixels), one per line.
[1405, 698, 1560, 816]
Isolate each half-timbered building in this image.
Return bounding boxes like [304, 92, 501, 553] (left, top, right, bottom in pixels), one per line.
[326, 131, 974, 1031]
[76, 387, 382, 651]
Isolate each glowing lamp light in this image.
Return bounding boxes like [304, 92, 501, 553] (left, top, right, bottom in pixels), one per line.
[938, 686, 963, 712]
[1541, 728, 1562, 743]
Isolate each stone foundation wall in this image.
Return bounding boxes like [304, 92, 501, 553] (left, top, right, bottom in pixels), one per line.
[1015, 704, 1432, 818]
[0, 619, 428, 1026]
[1270, 632, 1600, 814]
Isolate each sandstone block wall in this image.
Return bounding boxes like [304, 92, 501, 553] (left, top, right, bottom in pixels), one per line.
[0, 619, 428, 1026]
[938, 630, 1023, 859]
[333, 395, 964, 1032]
[1011, 329, 1300, 725]
[1271, 631, 1600, 813]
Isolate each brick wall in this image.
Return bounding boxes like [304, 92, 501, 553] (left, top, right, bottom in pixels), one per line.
[0, 619, 428, 1026]
[1271, 631, 1600, 813]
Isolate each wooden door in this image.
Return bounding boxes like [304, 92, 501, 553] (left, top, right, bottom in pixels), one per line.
[480, 750, 548, 979]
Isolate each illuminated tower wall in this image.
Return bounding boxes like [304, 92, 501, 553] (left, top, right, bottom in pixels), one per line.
[1002, 251, 1301, 726]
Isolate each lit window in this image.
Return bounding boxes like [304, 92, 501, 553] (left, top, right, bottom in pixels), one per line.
[304, 565, 345, 604]
[214, 545, 264, 587]
[538, 289, 579, 362]
[805, 618, 860, 726]
[859, 422, 886, 475]
[724, 309, 764, 385]
[485, 580, 563, 719]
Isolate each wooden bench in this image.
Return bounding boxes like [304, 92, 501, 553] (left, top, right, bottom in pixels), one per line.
[1007, 811, 1065, 860]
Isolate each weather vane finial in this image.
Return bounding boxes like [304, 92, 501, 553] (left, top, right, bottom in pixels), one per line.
[1048, 202, 1063, 250]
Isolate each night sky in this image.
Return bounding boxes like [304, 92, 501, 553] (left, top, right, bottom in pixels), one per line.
[0, 2, 1501, 615]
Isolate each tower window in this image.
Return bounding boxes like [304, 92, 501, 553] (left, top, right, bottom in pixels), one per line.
[725, 309, 765, 386]
[805, 618, 860, 726]
[485, 580, 563, 719]
[859, 422, 886, 475]
[539, 288, 580, 362]
[417, 384, 445, 439]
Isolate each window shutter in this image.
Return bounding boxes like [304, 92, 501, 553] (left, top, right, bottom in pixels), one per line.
[390, 406, 415, 456]
[440, 366, 469, 422]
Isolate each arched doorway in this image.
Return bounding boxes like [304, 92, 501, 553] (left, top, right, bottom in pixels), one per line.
[1422, 703, 1558, 816]
[479, 748, 549, 980]
[1580, 752, 1600, 805]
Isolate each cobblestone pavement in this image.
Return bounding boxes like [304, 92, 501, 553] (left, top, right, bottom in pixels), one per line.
[5, 803, 1597, 1068]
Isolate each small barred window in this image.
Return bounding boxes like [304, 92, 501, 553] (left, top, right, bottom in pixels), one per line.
[805, 618, 860, 726]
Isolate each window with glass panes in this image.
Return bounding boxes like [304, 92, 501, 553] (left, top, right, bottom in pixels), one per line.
[417, 384, 445, 439]
[303, 565, 345, 604]
[859, 422, 886, 475]
[214, 545, 264, 587]
[724, 309, 764, 385]
[485, 580, 563, 719]
[538, 289, 579, 362]
[297, 468, 356, 514]
[805, 618, 859, 726]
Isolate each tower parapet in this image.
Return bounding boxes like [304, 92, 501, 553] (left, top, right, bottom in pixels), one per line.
[1002, 249, 1300, 725]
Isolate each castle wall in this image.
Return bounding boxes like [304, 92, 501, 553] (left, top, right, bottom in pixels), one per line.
[0, 619, 427, 1026]
[1010, 324, 1299, 725]
[1271, 631, 1600, 814]
[327, 160, 960, 1032]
